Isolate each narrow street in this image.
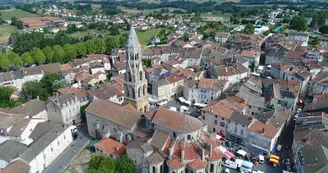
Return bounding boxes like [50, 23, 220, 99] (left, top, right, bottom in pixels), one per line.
[44, 125, 91, 173]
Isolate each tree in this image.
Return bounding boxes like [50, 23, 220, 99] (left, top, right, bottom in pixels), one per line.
[116, 155, 137, 173]
[80, 103, 89, 121]
[105, 36, 120, 53]
[43, 46, 54, 62]
[21, 52, 34, 65]
[92, 38, 106, 53]
[309, 37, 319, 46]
[319, 25, 328, 34]
[30, 47, 46, 64]
[40, 72, 61, 93]
[249, 61, 256, 72]
[0, 87, 14, 101]
[8, 52, 23, 67]
[63, 44, 77, 62]
[110, 24, 120, 35]
[89, 155, 104, 170]
[52, 79, 70, 91]
[289, 15, 308, 32]
[142, 59, 151, 68]
[180, 32, 189, 42]
[22, 81, 49, 100]
[0, 54, 12, 71]
[53, 45, 66, 63]
[98, 157, 116, 173]
[75, 42, 87, 57]
[244, 23, 255, 34]
[0, 17, 3, 25]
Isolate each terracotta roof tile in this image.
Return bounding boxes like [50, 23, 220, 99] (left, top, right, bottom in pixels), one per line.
[148, 152, 165, 164]
[149, 130, 170, 150]
[152, 108, 202, 133]
[94, 138, 126, 157]
[188, 158, 207, 170]
[248, 120, 278, 138]
[167, 158, 184, 169]
[198, 78, 214, 89]
[202, 99, 234, 119]
[0, 160, 30, 173]
[241, 50, 260, 58]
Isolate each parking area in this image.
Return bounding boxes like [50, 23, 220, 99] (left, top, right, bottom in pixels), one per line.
[222, 159, 282, 173]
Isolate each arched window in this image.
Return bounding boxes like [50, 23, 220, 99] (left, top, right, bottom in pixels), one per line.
[143, 85, 146, 95]
[173, 132, 177, 138]
[140, 71, 143, 81]
[152, 166, 156, 173]
[144, 105, 147, 113]
[187, 135, 191, 140]
[132, 88, 135, 99]
[138, 87, 141, 98]
[128, 72, 132, 82]
[144, 84, 147, 95]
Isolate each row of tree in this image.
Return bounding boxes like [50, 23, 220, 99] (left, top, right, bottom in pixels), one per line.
[87, 155, 137, 173]
[1, 34, 127, 70]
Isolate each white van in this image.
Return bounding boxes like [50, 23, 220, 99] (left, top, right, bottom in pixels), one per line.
[259, 155, 264, 164]
[240, 160, 254, 173]
[222, 160, 238, 169]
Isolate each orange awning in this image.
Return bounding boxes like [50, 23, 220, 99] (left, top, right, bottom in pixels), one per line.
[270, 155, 280, 160]
[269, 158, 279, 164]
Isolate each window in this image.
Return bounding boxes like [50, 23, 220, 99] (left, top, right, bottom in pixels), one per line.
[220, 122, 225, 127]
[213, 128, 216, 132]
[187, 135, 191, 140]
[258, 107, 261, 111]
[214, 120, 218, 125]
[235, 127, 238, 133]
[221, 117, 224, 120]
[241, 129, 244, 135]
[248, 105, 251, 109]
[252, 112, 254, 115]
[140, 71, 143, 81]
[202, 116, 205, 120]
[64, 135, 66, 139]
[215, 115, 217, 119]
[57, 141, 60, 145]
[152, 166, 156, 173]
[210, 164, 214, 172]
[51, 148, 53, 152]
[173, 132, 177, 138]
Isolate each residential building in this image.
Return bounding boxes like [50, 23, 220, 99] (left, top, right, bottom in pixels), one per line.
[95, 138, 126, 160]
[0, 159, 30, 173]
[308, 72, 328, 95]
[0, 140, 28, 170]
[87, 84, 124, 105]
[11, 99, 47, 119]
[288, 32, 309, 44]
[19, 122, 73, 173]
[124, 26, 149, 112]
[239, 50, 261, 66]
[227, 112, 253, 146]
[215, 33, 230, 43]
[152, 75, 184, 101]
[46, 92, 81, 125]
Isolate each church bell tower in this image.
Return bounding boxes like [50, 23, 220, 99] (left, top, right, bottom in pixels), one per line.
[123, 26, 149, 112]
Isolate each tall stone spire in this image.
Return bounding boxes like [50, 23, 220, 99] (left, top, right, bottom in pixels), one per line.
[126, 25, 140, 49]
[123, 24, 149, 113]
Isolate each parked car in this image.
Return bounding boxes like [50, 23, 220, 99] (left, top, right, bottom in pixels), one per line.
[224, 168, 230, 173]
[222, 160, 238, 169]
[259, 155, 265, 164]
[76, 123, 83, 131]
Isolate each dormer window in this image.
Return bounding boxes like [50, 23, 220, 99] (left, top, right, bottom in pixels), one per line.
[187, 135, 191, 140]
[173, 132, 177, 138]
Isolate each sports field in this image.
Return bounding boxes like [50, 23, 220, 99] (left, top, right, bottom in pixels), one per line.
[1, 9, 39, 20]
[0, 25, 21, 44]
[136, 28, 162, 45]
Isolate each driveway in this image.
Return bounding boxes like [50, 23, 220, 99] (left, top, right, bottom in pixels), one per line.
[44, 125, 91, 173]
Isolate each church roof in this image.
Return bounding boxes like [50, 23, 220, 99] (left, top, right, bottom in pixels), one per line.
[127, 26, 140, 48]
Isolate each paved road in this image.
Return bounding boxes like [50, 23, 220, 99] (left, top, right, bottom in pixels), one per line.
[222, 159, 282, 173]
[44, 126, 91, 173]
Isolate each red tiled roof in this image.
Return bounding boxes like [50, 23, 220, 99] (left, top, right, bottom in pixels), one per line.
[248, 120, 278, 139]
[202, 99, 234, 119]
[166, 75, 183, 83]
[198, 78, 214, 89]
[241, 50, 260, 58]
[94, 138, 126, 157]
[188, 158, 207, 170]
[152, 107, 202, 133]
[208, 149, 224, 161]
[167, 158, 184, 169]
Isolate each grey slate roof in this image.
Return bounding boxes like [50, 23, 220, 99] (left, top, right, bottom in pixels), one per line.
[302, 145, 328, 173]
[21, 122, 66, 163]
[12, 99, 45, 117]
[126, 26, 140, 49]
[229, 111, 252, 126]
[0, 140, 28, 161]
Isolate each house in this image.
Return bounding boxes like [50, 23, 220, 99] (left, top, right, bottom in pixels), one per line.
[95, 138, 126, 160]
[288, 32, 309, 44]
[90, 61, 105, 75]
[207, 64, 249, 85]
[11, 99, 47, 119]
[265, 47, 289, 65]
[215, 33, 230, 43]
[308, 72, 328, 95]
[227, 112, 253, 146]
[57, 87, 89, 106]
[87, 84, 124, 105]
[0, 159, 30, 173]
[46, 92, 81, 125]
[239, 50, 261, 66]
[184, 79, 228, 104]
[152, 75, 184, 101]
[19, 122, 73, 173]
[247, 105, 291, 155]
[0, 140, 28, 170]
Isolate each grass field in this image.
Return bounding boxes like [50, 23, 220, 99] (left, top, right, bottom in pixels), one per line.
[0, 25, 21, 44]
[136, 28, 162, 45]
[1, 9, 39, 20]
